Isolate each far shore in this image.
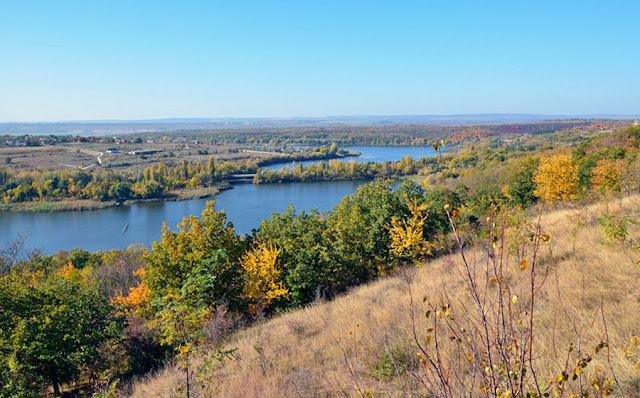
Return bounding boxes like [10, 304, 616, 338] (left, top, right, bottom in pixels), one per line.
[0, 183, 232, 213]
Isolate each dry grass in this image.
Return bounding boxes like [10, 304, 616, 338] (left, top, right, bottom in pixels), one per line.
[126, 364, 185, 398]
[129, 196, 640, 397]
[0, 199, 118, 212]
[167, 183, 231, 201]
[0, 142, 263, 173]
[0, 146, 98, 170]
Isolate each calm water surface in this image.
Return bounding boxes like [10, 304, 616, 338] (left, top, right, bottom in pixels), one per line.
[0, 146, 437, 253]
[0, 181, 366, 253]
[262, 145, 437, 171]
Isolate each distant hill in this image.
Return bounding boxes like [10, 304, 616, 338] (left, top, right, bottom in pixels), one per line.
[0, 114, 637, 136]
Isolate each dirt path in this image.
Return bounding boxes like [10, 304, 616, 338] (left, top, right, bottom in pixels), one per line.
[58, 147, 104, 167]
[53, 146, 104, 170]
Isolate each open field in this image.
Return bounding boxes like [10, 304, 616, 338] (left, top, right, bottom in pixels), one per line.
[130, 196, 640, 397]
[0, 146, 98, 170]
[0, 141, 273, 173]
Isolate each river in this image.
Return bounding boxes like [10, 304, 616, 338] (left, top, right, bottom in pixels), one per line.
[261, 145, 438, 171]
[0, 146, 438, 253]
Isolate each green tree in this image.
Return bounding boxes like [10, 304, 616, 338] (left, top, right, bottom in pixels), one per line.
[152, 251, 236, 398]
[108, 181, 131, 201]
[323, 179, 404, 294]
[422, 186, 462, 237]
[0, 275, 124, 396]
[258, 205, 329, 306]
[506, 157, 540, 207]
[68, 248, 102, 269]
[207, 156, 216, 184]
[143, 201, 245, 312]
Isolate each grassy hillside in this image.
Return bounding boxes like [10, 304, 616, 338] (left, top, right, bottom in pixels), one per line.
[129, 195, 640, 397]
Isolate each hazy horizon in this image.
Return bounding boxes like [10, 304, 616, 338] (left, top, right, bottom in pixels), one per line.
[2, 113, 639, 125]
[1, 113, 637, 136]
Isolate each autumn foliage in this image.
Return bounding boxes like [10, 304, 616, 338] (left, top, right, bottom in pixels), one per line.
[591, 158, 625, 194]
[241, 242, 289, 309]
[534, 154, 578, 202]
[111, 267, 150, 316]
[388, 200, 431, 262]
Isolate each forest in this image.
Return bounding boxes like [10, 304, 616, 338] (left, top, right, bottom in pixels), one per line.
[129, 119, 618, 147]
[2, 124, 640, 396]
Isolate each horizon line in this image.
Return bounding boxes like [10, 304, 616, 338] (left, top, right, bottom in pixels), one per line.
[2, 112, 639, 124]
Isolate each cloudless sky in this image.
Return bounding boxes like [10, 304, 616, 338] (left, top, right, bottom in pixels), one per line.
[1, 0, 639, 121]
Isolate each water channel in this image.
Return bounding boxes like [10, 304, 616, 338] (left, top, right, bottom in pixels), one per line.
[0, 146, 438, 253]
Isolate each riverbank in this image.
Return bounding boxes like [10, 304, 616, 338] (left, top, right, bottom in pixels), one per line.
[255, 149, 360, 167]
[0, 183, 232, 213]
[0, 146, 436, 213]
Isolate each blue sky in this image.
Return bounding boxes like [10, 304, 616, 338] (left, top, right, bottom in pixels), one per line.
[1, 0, 639, 121]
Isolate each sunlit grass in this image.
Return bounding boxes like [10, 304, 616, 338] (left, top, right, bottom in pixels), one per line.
[130, 195, 640, 397]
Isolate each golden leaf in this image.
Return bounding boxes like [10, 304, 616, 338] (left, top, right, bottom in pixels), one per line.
[520, 259, 527, 271]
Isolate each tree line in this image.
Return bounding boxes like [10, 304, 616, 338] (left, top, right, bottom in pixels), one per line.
[132, 119, 613, 147]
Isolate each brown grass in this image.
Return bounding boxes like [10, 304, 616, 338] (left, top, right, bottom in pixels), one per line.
[0, 146, 97, 170]
[0, 199, 118, 212]
[166, 183, 231, 201]
[128, 196, 640, 397]
[1, 141, 267, 174]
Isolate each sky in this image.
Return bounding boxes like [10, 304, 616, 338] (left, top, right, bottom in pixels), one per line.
[1, 0, 639, 122]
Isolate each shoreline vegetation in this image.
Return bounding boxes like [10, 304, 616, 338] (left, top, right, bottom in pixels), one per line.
[0, 172, 425, 213]
[0, 183, 232, 213]
[0, 144, 449, 213]
[0, 152, 438, 213]
[0, 145, 357, 213]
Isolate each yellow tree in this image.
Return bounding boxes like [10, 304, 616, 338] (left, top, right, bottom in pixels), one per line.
[591, 158, 625, 194]
[533, 154, 578, 203]
[240, 242, 288, 309]
[111, 267, 150, 316]
[388, 200, 431, 264]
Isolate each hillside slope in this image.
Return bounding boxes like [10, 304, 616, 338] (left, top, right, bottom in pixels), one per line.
[130, 196, 640, 397]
